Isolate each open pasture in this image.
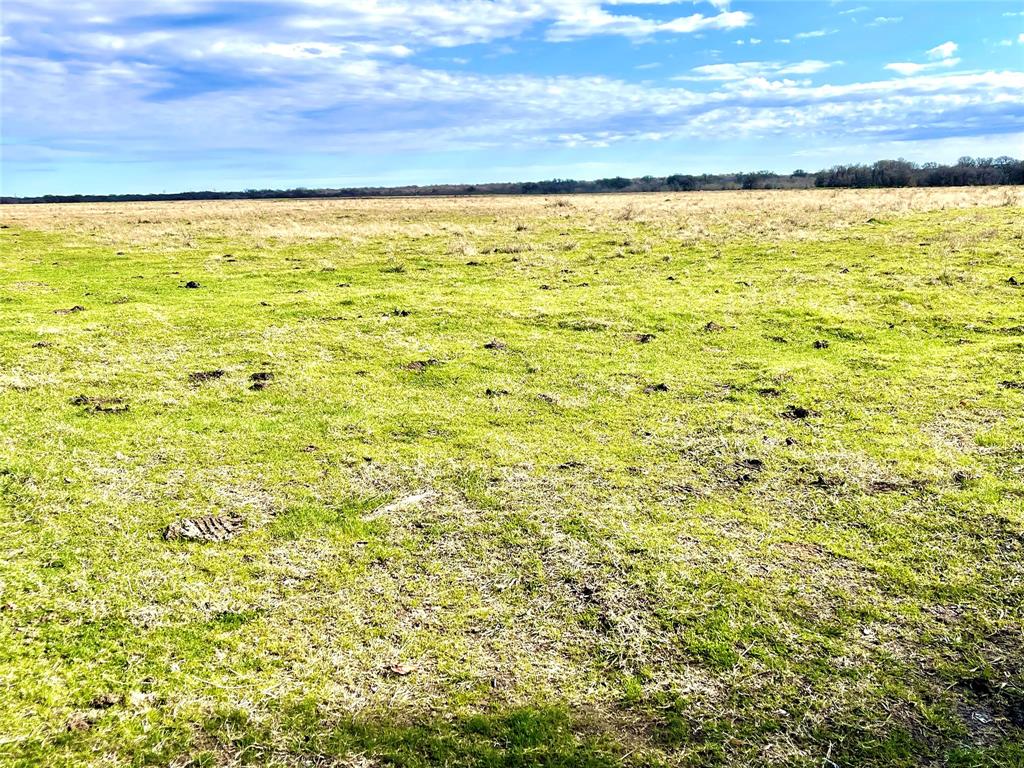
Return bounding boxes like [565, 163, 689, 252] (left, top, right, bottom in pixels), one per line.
[1, 188, 1023, 766]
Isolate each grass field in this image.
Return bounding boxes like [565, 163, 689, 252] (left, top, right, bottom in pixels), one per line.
[1, 188, 1023, 767]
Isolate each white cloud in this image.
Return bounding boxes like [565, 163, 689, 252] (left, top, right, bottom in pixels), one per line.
[839, 6, 868, 15]
[927, 41, 958, 60]
[884, 58, 960, 76]
[886, 40, 961, 77]
[869, 17, 903, 26]
[795, 29, 837, 39]
[546, 8, 751, 41]
[678, 59, 841, 81]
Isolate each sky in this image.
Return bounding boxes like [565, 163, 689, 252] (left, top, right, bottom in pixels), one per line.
[1, 1, 1022, 196]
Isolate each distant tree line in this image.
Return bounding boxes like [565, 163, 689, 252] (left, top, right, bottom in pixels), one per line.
[2, 157, 1020, 204]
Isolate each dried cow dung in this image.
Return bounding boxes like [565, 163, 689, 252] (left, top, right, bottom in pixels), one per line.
[163, 515, 244, 542]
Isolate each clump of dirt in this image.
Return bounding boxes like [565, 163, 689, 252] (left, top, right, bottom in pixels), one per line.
[644, 383, 669, 394]
[1009, 277, 1020, 286]
[1000, 380, 1024, 390]
[183, 280, 201, 289]
[163, 515, 244, 542]
[54, 305, 85, 315]
[389, 309, 410, 317]
[634, 333, 656, 344]
[703, 321, 724, 333]
[32, 341, 53, 348]
[70, 395, 129, 414]
[757, 387, 782, 398]
[249, 371, 274, 390]
[484, 339, 507, 350]
[485, 388, 509, 397]
[405, 359, 439, 372]
[66, 711, 99, 732]
[813, 339, 831, 349]
[90, 693, 123, 709]
[781, 405, 815, 420]
[189, 370, 225, 384]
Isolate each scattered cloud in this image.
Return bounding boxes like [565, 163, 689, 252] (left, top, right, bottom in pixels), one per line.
[678, 59, 841, 81]
[869, 17, 903, 26]
[546, 8, 752, 41]
[1, 0, 1022, 194]
[840, 6, 869, 15]
[927, 41, 959, 60]
[884, 59, 960, 76]
[795, 29, 838, 39]
[887, 40, 961, 76]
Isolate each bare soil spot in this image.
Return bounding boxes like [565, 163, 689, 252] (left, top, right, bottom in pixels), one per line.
[781, 405, 815, 420]
[70, 395, 129, 414]
[163, 515, 244, 542]
[405, 359, 439, 372]
[54, 305, 85, 315]
[189, 370, 225, 384]
[249, 371, 274, 390]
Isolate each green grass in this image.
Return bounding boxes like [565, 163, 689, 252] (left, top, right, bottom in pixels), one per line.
[1, 195, 1022, 766]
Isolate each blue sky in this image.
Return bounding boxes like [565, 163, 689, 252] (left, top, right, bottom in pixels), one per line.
[1, 0, 1022, 195]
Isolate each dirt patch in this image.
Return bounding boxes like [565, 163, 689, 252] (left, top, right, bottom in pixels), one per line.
[189, 370, 225, 384]
[643, 383, 669, 394]
[634, 333, 656, 344]
[70, 395, 129, 414]
[813, 340, 830, 349]
[183, 280, 201, 289]
[484, 339, 507, 350]
[703, 321, 724, 333]
[249, 371, 274, 390]
[163, 515, 244, 542]
[405, 359, 439, 372]
[781, 405, 816, 420]
[54, 305, 85, 315]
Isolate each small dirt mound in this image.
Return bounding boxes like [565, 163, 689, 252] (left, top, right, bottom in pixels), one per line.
[163, 515, 244, 542]
[249, 371, 274, 390]
[70, 395, 128, 413]
[644, 383, 669, 394]
[189, 370, 225, 384]
[54, 305, 85, 315]
[183, 280, 201, 289]
[484, 339, 507, 350]
[781, 405, 814, 420]
[634, 333, 656, 344]
[405, 359, 439, 372]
